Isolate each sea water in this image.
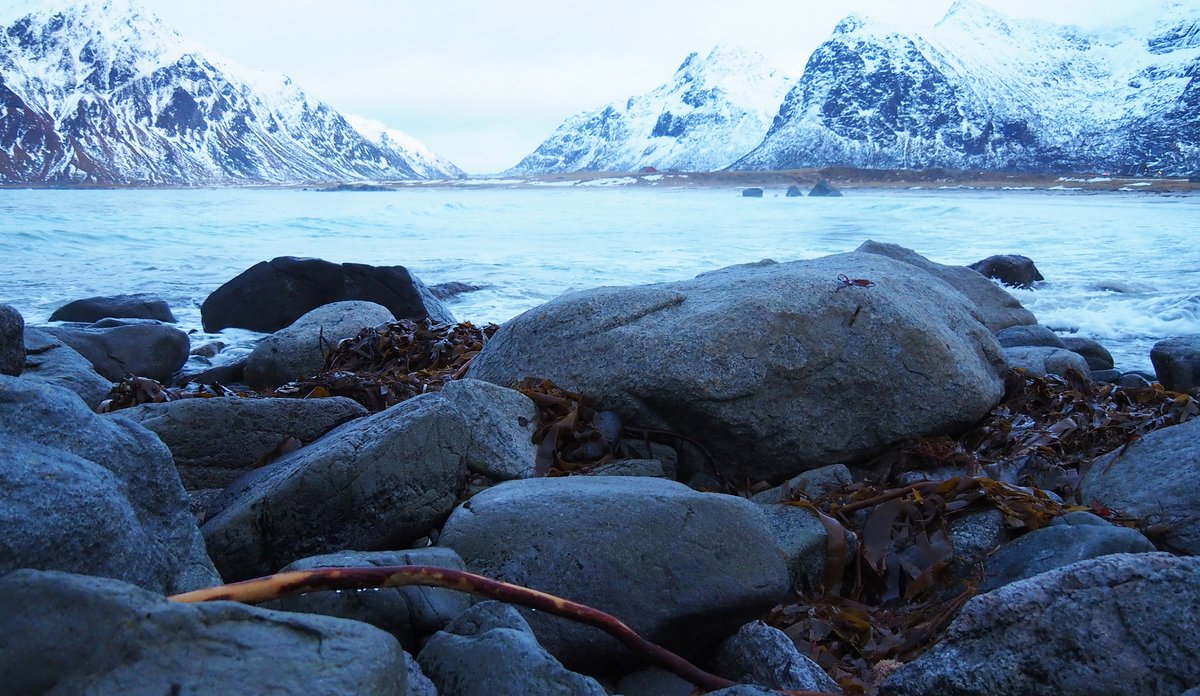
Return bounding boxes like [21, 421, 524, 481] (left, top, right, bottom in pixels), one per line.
[1, 186, 1196, 373]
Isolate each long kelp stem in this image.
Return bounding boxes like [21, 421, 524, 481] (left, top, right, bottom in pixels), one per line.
[169, 566, 834, 695]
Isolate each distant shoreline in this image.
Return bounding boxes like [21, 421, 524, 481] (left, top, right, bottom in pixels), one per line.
[2, 167, 1195, 193]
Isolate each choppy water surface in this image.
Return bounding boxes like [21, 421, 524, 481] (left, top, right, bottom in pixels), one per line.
[1, 186, 1196, 372]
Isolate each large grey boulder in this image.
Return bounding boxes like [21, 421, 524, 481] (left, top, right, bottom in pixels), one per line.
[264, 548, 474, 651]
[882, 553, 1200, 695]
[1004, 346, 1091, 378]
[49, 293, 177, 323]
[44, 318, 190, 382]
[437, 477, 790, 672]
[0, 377, 219, 593]
[0, 304, 23, 376]
[980, 520, 1155, 592]
[0, 569, 408, 695]
[21, 326, 113, 409]
[1059, 336, 1115, 371]
[856, 241, 1037, 332]
[469, 252, 1008, 482]
[245, 300, 396, 389]
[1080, 417, 1200, 555]
[713, 620, 842, 694]
[202, 391, 471, 580]
[417, 602, 607, 696]
[116, 396, 368, 490]
[1150, 337, 1200, 393]
[201, 256, 455, 333]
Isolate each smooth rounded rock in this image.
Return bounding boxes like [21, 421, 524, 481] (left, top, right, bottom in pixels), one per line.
[713, 620, 842, 694]
[43, 319, 190, 382]
[995, 324, 1067, 349]
[202, 391, 471, 580]
[20, 327, 113, 409]
[0, 376, 219, 593]
[980, 522, 1155, 592]
[1080, 416, 1200, 555]
[969, 254, 1044, 288]
[882, 553, 1200, 696]
[116, 396, 368, 490]
[49, 293, 176, 323]
[1004, 346, 1091, 378]
[1150, 337, 1200, 393]
[0, 569, 408, 696]
[438, 476, 790, 672]
[468, 252, 1008, 482]
[1059, 335, 1115, 371]
[245, 300, 395, 389]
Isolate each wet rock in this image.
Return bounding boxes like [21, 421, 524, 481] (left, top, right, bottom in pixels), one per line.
[756, 503, 842, 592]
[20, 327, 112, 409]
[0, 377, 219, 593]
[741, 187, 764, 197]
[0, 304, 23, 376]
[1091, 368, 1122, 383]
[0, 569, 408, 695]
[1150, 337, 1200, 393]
[980, 521, 1155, 592]
[43, 318, 190, 382]
[995, 324, 1067, 349]
[417, 601, 606, 696]
[245, 300, 395, 389]
[855, 241, 1036, 332]
[469, 252, 1007, 482]
[1059, 335, 1115, 371]
[49, 293, 176, 323]
[1117, 371, 1153, 389]
[175, 357, 247, 388]
[264, 548, 474, 651]
[1004, 346, 1091, 378]
[882, 553, 1200, 696]
[116, 396, 368, 490]
[189, 340, 225, 358]
[430, 281, 485, 300]
[969, 254, 1044, 288]
[808, 180, 842, 196]
[437, 477, 789, 672]
[200, 256, 455, 333]
[1080, 416, 1200, 555]
[202, 391, 470, 580]
[713, 620, 842, 694]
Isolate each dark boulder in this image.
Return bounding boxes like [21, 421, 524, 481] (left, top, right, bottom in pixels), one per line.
[1059, 335, 1115, 371]
[1150, 337, 1200, 393]
[49, 293, 176, 323]
[0, 304, 23, 376]
[741, 187, 764, 198]
[969, 254, 1044, 288]
[20, 327, 113, 409]
[430, 281, 485, 300]
[979, 519, 1155, 592]
[200, 256, 455, 333]
[785, 185, 804, 197]
[808, 180, 842, 197]
[43, 319, 190, 383]
[712, 620, 842, 694]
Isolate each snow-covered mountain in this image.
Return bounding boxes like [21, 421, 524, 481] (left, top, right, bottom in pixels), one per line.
[734, 0, 1200, 175]
[509, 46, 794, 174]
[0, 0, 461, 185]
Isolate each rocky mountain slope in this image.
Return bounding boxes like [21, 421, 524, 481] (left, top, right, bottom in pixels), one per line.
[509, 46, 794, 174]
[733, 0, 1200, 175]
[0, 0, 461, 185]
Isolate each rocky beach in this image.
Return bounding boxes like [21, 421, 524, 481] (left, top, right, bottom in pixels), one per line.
[2, 242, 1199, 695]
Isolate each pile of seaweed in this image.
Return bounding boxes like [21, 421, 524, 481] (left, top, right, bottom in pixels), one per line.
[760, 369, 1198, 694]
[100, 319, 498, 413]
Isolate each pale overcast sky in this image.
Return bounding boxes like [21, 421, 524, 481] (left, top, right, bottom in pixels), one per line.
[133, 0, 1149, 174]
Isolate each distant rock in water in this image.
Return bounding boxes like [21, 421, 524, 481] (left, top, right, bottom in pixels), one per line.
[786, 185, 804, 197]
[970, 255, 1044, 288]
[808, 180, 842, 197]
[200, 257, 454, 334]
[320, 183, 395, 192]
[741, 188, 764, 198]
[429, 282, 486, 301]
[49, 294, 176, 323]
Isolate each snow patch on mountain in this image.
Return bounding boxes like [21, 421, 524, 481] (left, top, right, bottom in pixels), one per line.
[0, 0, 461, 185]
[734, 0, 1200, 174]
[509, 46, 794, 174]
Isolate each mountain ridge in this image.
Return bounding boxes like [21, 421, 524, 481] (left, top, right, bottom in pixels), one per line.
[0, 0, 461, 185]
